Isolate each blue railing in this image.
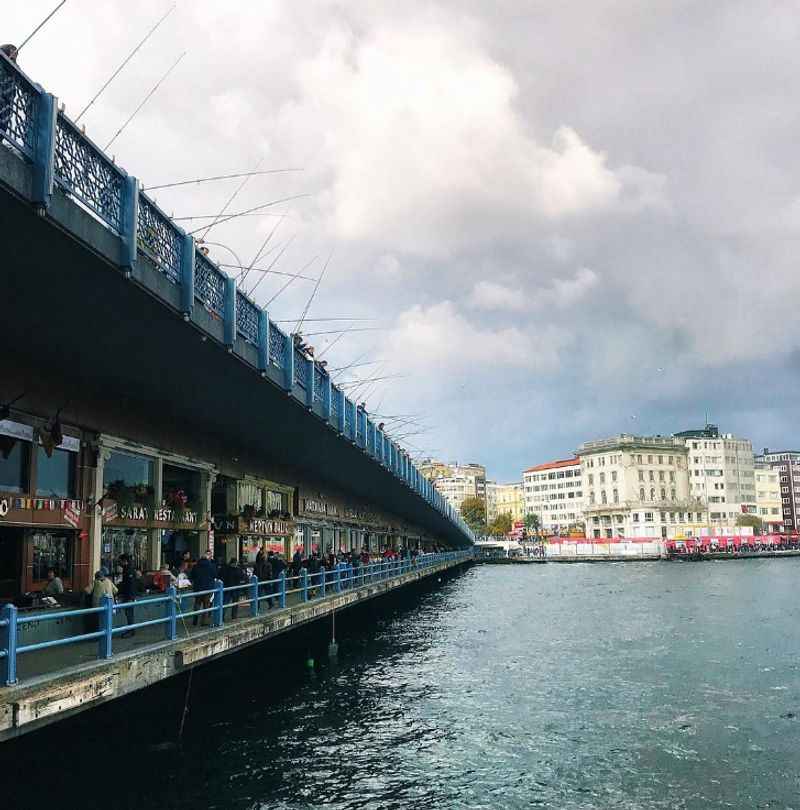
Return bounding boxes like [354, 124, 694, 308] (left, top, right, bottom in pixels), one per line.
[330, 384, 340, 420]
[0, 56, 39, 159]
[137, 193, 181, 282]
[0, 52, 474, 547]
[313, 365, 325, 405]
[294, 348, 307, 388]
[269, 322, 285, 368]
[236, 291, 259, 345]
[0, 551, 471, 686]
[194, 250, 226, 316]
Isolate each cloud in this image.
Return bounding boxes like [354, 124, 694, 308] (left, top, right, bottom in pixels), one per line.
[467, 281, 527, 312]
[468, 268, 598, 313]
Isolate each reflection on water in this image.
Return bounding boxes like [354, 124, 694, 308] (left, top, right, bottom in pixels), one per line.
[4, 560, 800, 809]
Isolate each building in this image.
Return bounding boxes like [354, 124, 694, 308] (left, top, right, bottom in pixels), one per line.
[754, 449, 800, 530]
[522, 458, 583, 533]
[486, 482, 524, 523]
[577, 435, 703, 539]
[675, 425, 757, 527]
[420, 460, 487, 514]
[754, 464, 783, 533]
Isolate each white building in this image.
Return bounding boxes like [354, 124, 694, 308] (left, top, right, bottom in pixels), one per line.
[675, 426, 756, 526]
[578, 435, 704, 539]
[754, 464, 783, 532]
[420, 460, 487, 514]
[522, 458, 583, 533]
[754, 449, 800, 531]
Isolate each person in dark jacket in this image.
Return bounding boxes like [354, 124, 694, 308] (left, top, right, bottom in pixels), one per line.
[118, 554, 137, 638]
[189, 550, 217, 626]
[221, 557, 246, 620]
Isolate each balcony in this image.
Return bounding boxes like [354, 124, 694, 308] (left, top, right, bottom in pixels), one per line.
[583, 498, 704, 514]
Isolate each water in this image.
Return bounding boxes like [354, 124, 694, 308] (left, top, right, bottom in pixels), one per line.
[5, 560, 800, 809]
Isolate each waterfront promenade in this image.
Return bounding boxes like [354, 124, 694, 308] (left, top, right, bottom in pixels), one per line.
[0, 551, 471, 742]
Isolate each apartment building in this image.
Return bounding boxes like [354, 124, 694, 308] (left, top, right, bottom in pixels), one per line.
[577, 435, 704, 538]
[486, 482, 524, 523]
[754, 464, 783, 532]
[522, 458, 583, 532]
[754, 449, 800, 530]
[419, 460, 487, 513]
[675, 426, 756, 525]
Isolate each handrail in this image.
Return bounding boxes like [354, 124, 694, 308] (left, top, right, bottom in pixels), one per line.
[0, 551, 472, 686]
[0, 52, 475, 547]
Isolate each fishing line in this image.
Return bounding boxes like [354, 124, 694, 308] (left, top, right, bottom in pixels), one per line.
[248, 236, 296, 297]
[196, 156, 265, 241]
[240, 216, 287, 290]
[186, 194, 310, 235]
[17, 0, 67, 52]
[263, 256, 319, 308]
[104, 51, 186, 150]
[75, 4, 175, 123]
[145, 168, 302, 191]
[294, 250, 333, 335]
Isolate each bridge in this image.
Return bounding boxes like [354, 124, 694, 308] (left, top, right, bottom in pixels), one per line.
[0, 53, 474, 737]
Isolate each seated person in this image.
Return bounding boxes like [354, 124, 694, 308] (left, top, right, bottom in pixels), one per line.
[43, 568, 64, 595]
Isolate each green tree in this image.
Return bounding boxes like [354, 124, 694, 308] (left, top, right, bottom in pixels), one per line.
[736, 513, 763, 534]
[488, 512, 513, 537]
[461, 496, 487, 534]
[524, 512, 541, 536]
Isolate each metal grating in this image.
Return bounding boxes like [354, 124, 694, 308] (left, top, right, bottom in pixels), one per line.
[194, 251, 226, 316]
[54, 115, 123, 231]
[0, 58, 37, 158]
[236, 291, 259, 345]
[269, 322, 285, 368]
[137, 194, 181, 282]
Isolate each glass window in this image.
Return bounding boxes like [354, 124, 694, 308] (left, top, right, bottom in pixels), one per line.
[0, 440, 30, 493]
[162, 464, 201, 511]
[104, 450, 154, 489]
[101, 527, 150, 574]
[31, 530, 72, 581]
[35, 447, 76, 497]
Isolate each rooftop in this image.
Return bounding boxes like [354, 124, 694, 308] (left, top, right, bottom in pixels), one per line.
[524, 458, 580, 473]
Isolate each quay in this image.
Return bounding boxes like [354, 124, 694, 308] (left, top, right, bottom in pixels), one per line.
[0, 552, 472, 742]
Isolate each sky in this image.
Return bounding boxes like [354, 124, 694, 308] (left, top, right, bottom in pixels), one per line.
[6, 1, 800, 481]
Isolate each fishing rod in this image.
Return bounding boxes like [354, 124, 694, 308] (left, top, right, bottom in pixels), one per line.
[263, 256, 319, 308]
[338, 374, 408, 388]
[301, 327, 388, 337]
[314, 332, 346, 361]
[196, 156, 264, 241]
[239, 216, 286, 290]
[104, 51, 186, 150]
[17, 0, 67, 52]
[327, 359, 380, 373]
[217, 261, 316, 283]
[75, 4, 175, 123]
[185, 194, 310, 236]
[294, 250, 333, 335]
[248, 236, 296, 297]
[144, 167, 302, 192]
[173, 212, 290, 222]
[272, 317, 376, 324]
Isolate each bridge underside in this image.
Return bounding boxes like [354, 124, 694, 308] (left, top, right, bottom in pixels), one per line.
[0, 155, 466, 547]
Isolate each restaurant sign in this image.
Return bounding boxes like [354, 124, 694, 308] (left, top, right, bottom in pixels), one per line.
[214, 515, 294, 536]
[107, 503, 199, 526]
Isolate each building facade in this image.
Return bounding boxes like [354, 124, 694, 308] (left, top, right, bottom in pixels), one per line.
[486, 482, 524, 523]
[754, 449, 800, 530]
[577, 435, 703, 539]
[754, 464, 783, 533]
[522, 458, 584, 533]
[420, 460, 487, 514]
[675, 426, 756, 527]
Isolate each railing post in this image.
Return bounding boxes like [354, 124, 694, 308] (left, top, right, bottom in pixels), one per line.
[323, 374, 332, 421]
[213, 579, 224, 627]
[98, 595, 113, 660]
[180, 233, 195, 315]
[223, 276, 236, 349]
[165, 585, 177, 640]
[120, 175, 139, 270]
[279, 571, 287, 608]
[301, 568, 309, 602]
[283, 335, 294, 391]
[320, 566, 326, 598]
[337, 387, 346, 433]
[257, 310, 269, 373]
[31, 91, 57, 210]
[250, 574, 259, 617]
[0, 603, 18, 686]
[334, 564, 341, 593]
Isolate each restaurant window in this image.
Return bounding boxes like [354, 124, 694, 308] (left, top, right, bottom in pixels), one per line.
[104, 450, 154, 490]
[163, 464, 202, 511]
[35, 446, 76, 498]
[31, 530, 72, 581]
[101, 527, 150, 574]
[0, 439, 30, 493]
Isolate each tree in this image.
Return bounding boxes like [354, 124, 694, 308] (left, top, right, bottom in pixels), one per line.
[736, 513, 763, 534]
[488, 512, 513, 537]
[524, 513, 541, 536]
[461, 496, 487, 534]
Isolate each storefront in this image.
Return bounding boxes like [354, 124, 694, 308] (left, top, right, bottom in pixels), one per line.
[212, 475, 295, 563]
[94, 438, 215, 574]
[0, 416, 89, 601]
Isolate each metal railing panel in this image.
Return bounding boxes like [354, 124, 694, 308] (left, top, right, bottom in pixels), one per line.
[236, 291, 259, 345]
[137, 193, 182, 283]
[0, 56, 38, 159]
[194, 250, 226, 316]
